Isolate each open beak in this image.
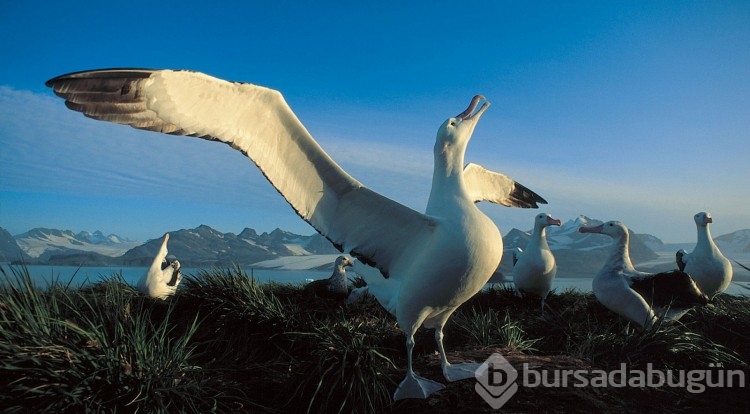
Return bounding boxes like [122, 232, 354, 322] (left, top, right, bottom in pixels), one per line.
[457, 95, 490, 122]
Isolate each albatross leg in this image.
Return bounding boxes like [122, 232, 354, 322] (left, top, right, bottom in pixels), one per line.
[393, 334, 445, 400]
[436, 326, 481, 382]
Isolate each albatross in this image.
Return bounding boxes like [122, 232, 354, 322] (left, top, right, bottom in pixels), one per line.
[136, 233, 182, 299]
[304, 255, 353, 301]
[45, 69, 547, 400]
[676, 212, 733, 298]
[512, 213, 561, 312]
[579, 221, 708, 328]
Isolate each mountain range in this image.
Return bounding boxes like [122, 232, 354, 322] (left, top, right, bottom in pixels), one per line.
[2, 216, 749, 279]
[1, 224, 339, 267]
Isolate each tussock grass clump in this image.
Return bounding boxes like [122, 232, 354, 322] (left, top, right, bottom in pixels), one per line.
[180, 266, 302, 364]
[0, 266, 243, 413]
[568, 320, 744, 370]
[2, 265, 749, 413]
[684, 295, 750, 358]
[450, 306, 538, 352]
[184, 266, 298, 329]
[286, 313, 398, 414]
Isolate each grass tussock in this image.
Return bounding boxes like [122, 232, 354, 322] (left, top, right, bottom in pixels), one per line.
[0, 265, 241, 413]
[1, 265, 749, 413]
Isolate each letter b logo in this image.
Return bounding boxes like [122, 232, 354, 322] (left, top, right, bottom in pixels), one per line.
[475, 353, 518, 409]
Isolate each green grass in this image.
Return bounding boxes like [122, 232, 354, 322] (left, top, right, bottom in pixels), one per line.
[1, 266, 749, 413]
[449, 306, 539, 351]
[0, 265, 242, 413]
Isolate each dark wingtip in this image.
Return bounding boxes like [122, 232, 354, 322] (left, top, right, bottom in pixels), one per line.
[45, 68, 158, 88]
[675, 250, 686, 271]
[512, 181, 548, 208]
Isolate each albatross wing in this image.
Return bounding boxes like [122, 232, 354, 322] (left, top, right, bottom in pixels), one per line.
[46, 69, 433, 277]
[463, 163, 547, 207]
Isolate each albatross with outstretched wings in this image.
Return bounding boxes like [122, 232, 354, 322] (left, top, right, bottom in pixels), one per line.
[46, 69, 546, 400]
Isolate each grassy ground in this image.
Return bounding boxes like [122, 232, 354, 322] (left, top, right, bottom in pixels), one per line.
[1, 265, 748, 413]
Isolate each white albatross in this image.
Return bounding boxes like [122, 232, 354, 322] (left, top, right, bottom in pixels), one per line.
[512, 213, 561, 312]
[579, 221, 708, 328]
[136, 233, 182, 299]
[304, 255, 353, 301]
[676, 212, 733, 298]
[45, 69, 547, 400]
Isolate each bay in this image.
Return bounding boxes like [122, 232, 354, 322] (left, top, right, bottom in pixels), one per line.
[4, 264, 749, 296]
[3, 265, 330, 288]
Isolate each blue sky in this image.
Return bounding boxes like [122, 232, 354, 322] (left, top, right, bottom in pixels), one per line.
[1, 1, 748, 243]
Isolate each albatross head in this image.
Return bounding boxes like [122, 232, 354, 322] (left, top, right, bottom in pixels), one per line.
[335, 255, 354, 269]
[579, 220, 628, 240]
[536, 213, 562, 229]
[694, 211, 712, 227]
[161, 254, 179, 270]
[434, 95, 490, 171]
[437, 95, 489, 145]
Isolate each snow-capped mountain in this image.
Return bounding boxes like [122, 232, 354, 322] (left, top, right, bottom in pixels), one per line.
[5, 218, 748, 274]
[504, 215, 654, 255]
[76, 230, 134, 245]
[8, 225, 338, 267]
[14, 228, 141, 259]
[502, 215, 661, 277]
[0, 227, 29, 262]
[498, 215, 750, 278]
[118, 225, 339, 267]
[715, 229, 750, 254]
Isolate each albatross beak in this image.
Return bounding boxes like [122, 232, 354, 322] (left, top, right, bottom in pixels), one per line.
[457, 95, 490, 121]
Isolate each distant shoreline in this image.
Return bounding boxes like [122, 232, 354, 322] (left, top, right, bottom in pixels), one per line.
[6, 264, 749, 295]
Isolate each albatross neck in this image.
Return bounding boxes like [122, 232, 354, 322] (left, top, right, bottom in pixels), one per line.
[696, 224, 717, 250]
[531, 225, 550, 248]
[604, 233, 636, 274]
[426, 140, 470, 214]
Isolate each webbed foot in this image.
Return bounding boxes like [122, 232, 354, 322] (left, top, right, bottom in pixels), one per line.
[393, 372, 444, 400]
[442, 362, 483, 382]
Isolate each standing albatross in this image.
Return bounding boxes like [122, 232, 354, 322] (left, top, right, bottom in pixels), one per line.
[512, 213, 561, 312]
[45, 69, 547, 400]
[676, 212, 733, 298]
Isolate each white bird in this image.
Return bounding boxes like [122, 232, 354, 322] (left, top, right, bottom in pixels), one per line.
[136, 233, 182, 299]
[579, 221, 708, 328]
[676, 212, 733, 298]
[304, 255, 353, 301]
[512, 213, 561, 312]
[46, 69, 547, 400]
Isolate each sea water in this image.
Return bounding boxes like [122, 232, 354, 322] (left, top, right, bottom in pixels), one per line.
[4, 264, 749, 296]
[2, 265, 329, 288]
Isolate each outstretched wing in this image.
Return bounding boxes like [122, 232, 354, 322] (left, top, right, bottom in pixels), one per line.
[46, 69, 433, 277]
[463, 163, 547, 208]
[150, 233, 170, 275]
